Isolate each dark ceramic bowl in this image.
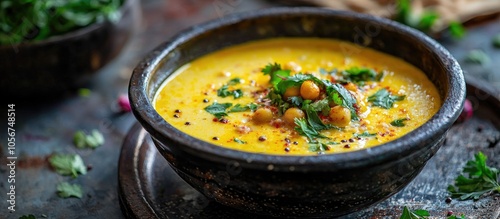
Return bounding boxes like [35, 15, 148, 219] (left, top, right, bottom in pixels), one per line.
[129, 7, 465, 218]
[0, 0, 140, 100]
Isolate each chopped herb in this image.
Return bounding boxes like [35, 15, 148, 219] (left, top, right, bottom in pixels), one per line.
[294, 118, 328, 142]
[465, 49, 490, 65]
[233, 138, 246, 144]
[217, 85, 243, 99]
[447, 152, 500, 200]
[399, 206, 430, 219]
[262, 63, 290, 90]
[302, 101, 332, 131]
[267, 91, 290, 115]
[368, 88, 405, 109]
[73, 129, 104, 149]
[323, 80, 359, 120]
[493, 34, 500, 48]
[288, 96, 304, 107]
[78, 88, 91, 97]
[309, 99, 331, 116]
[56, 182, 83, 199]
[49, 154, 87, 178]
[391, 118, 409, 127]
[417, 11, 439, 31]
[227, 78, 242, 85]
[354, 131, 376, 138]
[449, 21, 466, 39]
[228, 103, 258, 113]
[19, 215, 36, 219]
[447, 215, 466, 219]
[204, 102, 232, 119]
[341, 67, 383, 84]
[308, 142, 329, 152]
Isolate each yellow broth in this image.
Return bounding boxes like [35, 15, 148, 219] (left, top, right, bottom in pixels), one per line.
[154, 38, 441, 155]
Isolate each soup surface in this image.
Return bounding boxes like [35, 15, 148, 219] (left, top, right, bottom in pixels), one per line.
[154, 38, 441, 155]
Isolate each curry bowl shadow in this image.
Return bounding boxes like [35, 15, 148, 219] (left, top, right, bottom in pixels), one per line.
[129, 7, 465, 218]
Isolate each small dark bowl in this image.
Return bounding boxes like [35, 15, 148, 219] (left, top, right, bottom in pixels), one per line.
[129, 8, 465, 217]
[0, 0, 140, 100]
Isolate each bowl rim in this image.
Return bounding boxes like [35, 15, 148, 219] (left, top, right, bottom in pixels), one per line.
[0, 0, 135, 49]
[129, 7, 465, 171]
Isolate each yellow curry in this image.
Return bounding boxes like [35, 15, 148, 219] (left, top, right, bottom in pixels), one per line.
[154, 38, 441, 155]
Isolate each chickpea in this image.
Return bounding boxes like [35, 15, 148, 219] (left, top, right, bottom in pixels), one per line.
[329, 106, 351, 127]
[283, 86, 300, 101]
[300, 80, 320, 100]
[283, 108, 305, 125]
[253, 108, 273, 124]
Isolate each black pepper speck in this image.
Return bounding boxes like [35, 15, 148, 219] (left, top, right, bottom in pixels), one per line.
[212, 137, 219, 140]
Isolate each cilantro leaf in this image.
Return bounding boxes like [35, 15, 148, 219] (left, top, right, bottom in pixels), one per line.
[262, 63, 290, 90]
[465, 49, 490, 65]
[302, 101, 331, 131]
[323, 81, 359, 120]
[288, 96, 304, 107]
[276, 74, 322, 95]
[449, 21, 466, 39]
[56, 182, 83, 198]
[354, 131, 376, 138]
[49, 154, 87, 178]
[228, 103, 258, 113]
[73, 129, 104, 149]
[448, 152, 500, 200]
[391, 118, 409, 127]
[233, 138, 246, 144]
[227, 78, 242, 85]
[232, 89, 243, 99]
[341, 67, 383, 84]
[268, 91, 290, 115]
[368, 89, 405, 109]
[308, 142, 329, 152]
[399, 206, 430, 219]
[447, 214, 466, 219]
[417, 12, 439, 31]
[294, 118, 328, 142]
[204, 102, 232, 118]
[217, 84, 243, 99]
[493, 34, 500, 48]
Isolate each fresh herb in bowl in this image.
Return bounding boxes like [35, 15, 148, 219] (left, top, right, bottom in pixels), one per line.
[0, 0, 124, 45]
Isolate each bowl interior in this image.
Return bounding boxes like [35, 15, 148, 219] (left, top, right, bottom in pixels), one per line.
[130, 7, 465, 171]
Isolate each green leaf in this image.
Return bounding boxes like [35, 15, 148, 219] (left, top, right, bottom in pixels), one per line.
[232, 89, 243, 99]
[354, 131, 377, 138]
[262, 63, 290, 90]
[449, 21, 466, 39]
[447, 214, 466, 219]
[465, 49, 490, 65]
[228, 103, 258, 113]
[217, 85, 232, 97]
[448, 152, 500, 200]
[73, 129, 104, 149]
[294, 118, 328, 142]
[73, 131, 87, 149]
[302, 100, 332, 131]
[399, 206, 429, 219]
[204, 102, 232, 119]
[267, 91, 290, 115]
[56, 182, 83, 198]
[288, 96, 304, 107]
[78, 88, 91, 97]
[368, 89, 405, 109]
[323, 80, 359, 120]
[227, 78, 242, 85]
[233, 138, 246, 144]
[341, 67, 382, 84]
[391, 118, 409, 127]
[49, 154, 87, 178]
[417, 12, 439, 31]
[19, 214, 36, 219]
[493, 34, 500, 48]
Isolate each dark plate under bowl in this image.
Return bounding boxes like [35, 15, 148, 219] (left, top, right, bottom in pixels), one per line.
[0, 0, 141, 100]
[129, 7, 465, 217]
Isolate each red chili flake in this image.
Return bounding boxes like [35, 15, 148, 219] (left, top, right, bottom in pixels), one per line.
[456, 98, 473, 123]
[447, 211, 453, 216]
[212, 118, 218, 122]
[117, 94, 131, 112]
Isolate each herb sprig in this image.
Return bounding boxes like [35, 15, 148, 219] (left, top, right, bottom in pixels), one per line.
[368, 88, 405, 109]
[56, 182, 83, 198]
[48, 154, 87, 178]
[447, 152, 500, 200]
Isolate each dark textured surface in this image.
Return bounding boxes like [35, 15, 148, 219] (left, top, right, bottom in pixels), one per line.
[0, 0, 499, 218]
[129, 8, 465, 217]
[119, 77, 500, 218]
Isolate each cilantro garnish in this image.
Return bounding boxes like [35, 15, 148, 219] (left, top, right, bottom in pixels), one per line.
[49, 154, 87, 178]
[368, 89, 405, 109]
[294, 118, 329, 142]
[217, 85, 243, 99]
[465, 49, 490, 65]
[447, 152, 500, 200]
[302, 101, 331, 131]
[228, 103, 258, 113]
[399, 207, 430, 219]
[73, 129, 104, 149]
[323, 81, 359, 120]
[262, 63, 291, 90]
[204, 102, 232, 118]
[233, 138, 246, 144]
[354, 131, 376, 138]
[56, 182, 83, 199]
[227, 78, 242, 85]
[341, 67, 383, 84]
[391, 118, 409, 127]
[493, 34, 500, 48]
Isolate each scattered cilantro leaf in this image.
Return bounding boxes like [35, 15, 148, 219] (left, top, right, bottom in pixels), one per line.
[49, 154, 87, 178]
[204, 102, 232, 119]
[262, 63, 290, 90]
[19, 215, 36, 219]
[294, 118, 328, 142]
[417, 11, 439, 31]
[268, 91, 290, 115]
[447, 152, 500, 200]
[341, 67, 383, 84]
[288, 96, 304, 107]
[354, 131, 376, 138]
[302, 101, 331, 131]
[308, 142, 329, 152]
[399, 206, 430, 219]
[232, 89, 243, 99]
[228, 103, 257, 113]
[233, 138, 246, 144]
[323, 80, 359, 120]
[56, 182, 83, 199]
[449, 21, 466, 39]
[227, 78, 242, 85]
[465, 49, 490, 65]
[493, 34, 500, 48]
[391, 118, 409, 127]
[447, 214, 466, 219]
[73, 129, 104, 149]
[217, 84, 243, 99]
[368, 89, 405, 109]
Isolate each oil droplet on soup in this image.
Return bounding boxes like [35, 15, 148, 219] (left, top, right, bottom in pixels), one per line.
[154, 38, 441, 155]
